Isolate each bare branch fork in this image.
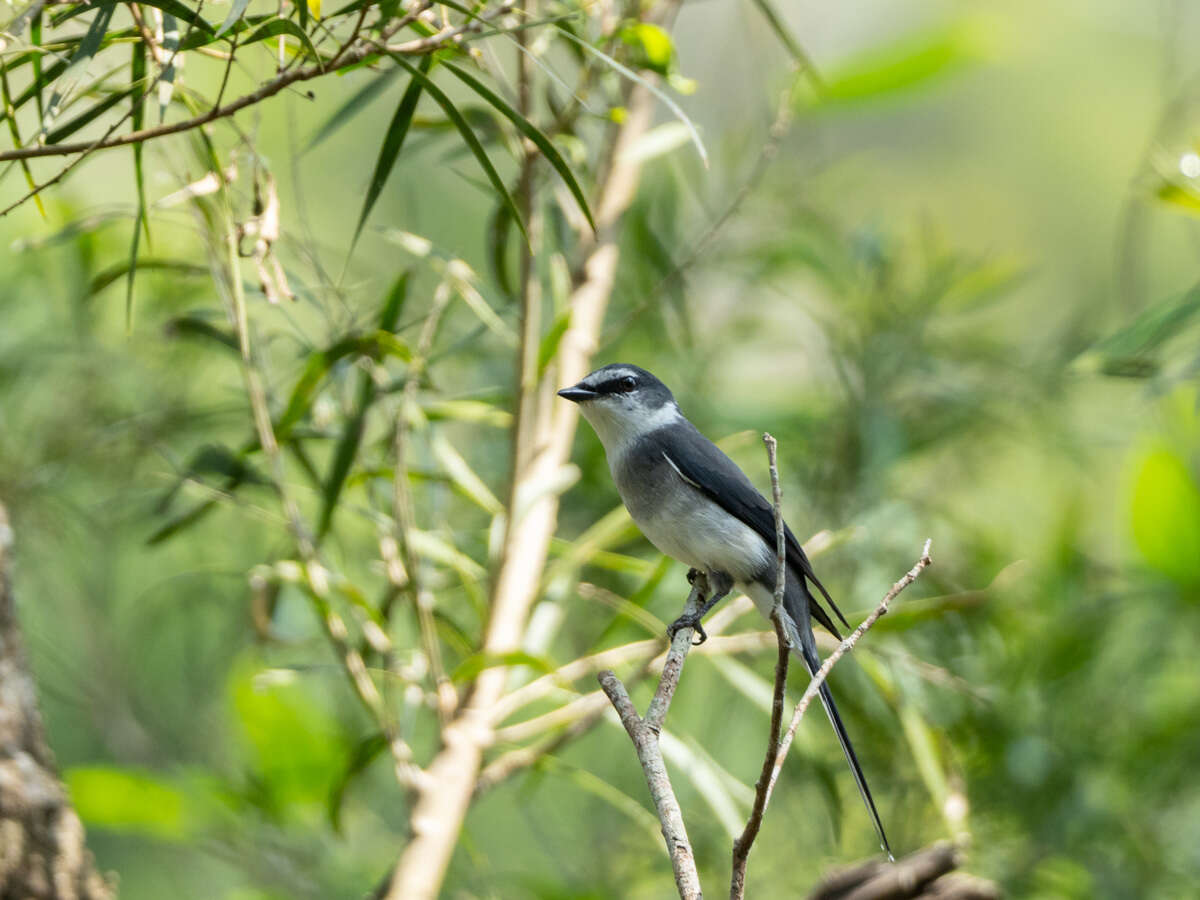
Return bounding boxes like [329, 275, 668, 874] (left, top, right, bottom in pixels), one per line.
[601, 432, 934, 900]
[598, 572, 709, 900]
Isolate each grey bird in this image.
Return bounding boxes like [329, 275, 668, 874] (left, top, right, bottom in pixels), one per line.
[559, 363, 891, 857]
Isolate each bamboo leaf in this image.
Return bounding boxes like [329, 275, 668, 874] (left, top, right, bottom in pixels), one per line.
[443, 61, 595, 232]
[316, 274, 410, 540]
[431, 432, 502, 514]
[451, 651, 556, 683]
[390, 54, 528, 242]
[40, 4, 115, 139]
[305, 67, 401, 153]
[354, 59, 429, 247]
[327, 733, 387, 833]
[217, 0, 252, 36]
[536, 308, 571, 376]
[243, 18, 321, 61]
[556, 27, 708, 168]
[44, 87, 134, 145]
[87, 259, 208, 298]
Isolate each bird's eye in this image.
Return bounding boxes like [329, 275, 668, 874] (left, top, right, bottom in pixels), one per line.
[618, 376, 637, 393]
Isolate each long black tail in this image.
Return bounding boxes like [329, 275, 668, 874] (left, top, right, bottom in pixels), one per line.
[786, 581, 893, 859]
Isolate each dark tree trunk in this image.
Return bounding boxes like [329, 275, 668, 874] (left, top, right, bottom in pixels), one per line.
[0, 504, 114, 900]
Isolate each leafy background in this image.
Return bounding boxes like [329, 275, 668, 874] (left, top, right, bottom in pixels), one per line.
[2, 0, 1200, 897]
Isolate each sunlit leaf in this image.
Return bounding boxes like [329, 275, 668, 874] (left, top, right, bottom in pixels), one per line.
[432, 432, 503, 514]
[815, 23, 976, 106]
[243, 18, 322, 61]
[1131, 448, 1200, 585]
[66, 767, 187, 840]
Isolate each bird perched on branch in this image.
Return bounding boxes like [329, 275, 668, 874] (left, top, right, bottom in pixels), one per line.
[559, 363, 891, 857]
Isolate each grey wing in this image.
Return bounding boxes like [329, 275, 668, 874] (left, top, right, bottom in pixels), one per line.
[656, 421, 850, 634]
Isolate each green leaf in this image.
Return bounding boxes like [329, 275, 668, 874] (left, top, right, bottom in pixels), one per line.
[44, 87, 135, 145]
[390, 54, 528, 242]
[1131, 448, 1200, 585]
[65, 767, 187, 840]
[243, 17, 321, 61]
[450, 650, 556, 683]
[40, 4, 115, 139]
[217, 0, 252, 36]
[277, 332, 410, 435]
[316, 274, 410, 540]
[817, 23, 975, 106]
[87, 258, 208, 298]
[618, 23, 674, 74]
[536, 308, 571, 376]
[328, 733, 387, 832]
[1082, 283, 1200, 377]
[1156, 180, 1200, 216]
[431, 432, 502, 513]
[556, 27, 708, 168]
[305, 67, 401, 153]
[53, 0, 214, 35]
[354, 59, 430, 247]
[164, 314, 238, 352]
[443, 61, 595, 232]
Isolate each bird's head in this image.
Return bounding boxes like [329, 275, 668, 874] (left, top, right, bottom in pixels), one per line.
[558, 364, 680, 453]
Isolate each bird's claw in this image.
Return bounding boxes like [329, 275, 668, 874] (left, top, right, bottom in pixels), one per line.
[686, 567, 702, 585]
[667, 613, 707, 645]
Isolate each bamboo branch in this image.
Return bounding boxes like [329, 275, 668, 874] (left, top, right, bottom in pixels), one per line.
[729, 433, 791, 898]
[598, 573, 709, 900]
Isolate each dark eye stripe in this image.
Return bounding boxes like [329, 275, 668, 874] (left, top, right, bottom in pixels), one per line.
[595, 375, 636, 395]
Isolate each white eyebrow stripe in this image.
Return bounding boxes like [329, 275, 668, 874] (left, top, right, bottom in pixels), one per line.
[663, 451, 702, 490]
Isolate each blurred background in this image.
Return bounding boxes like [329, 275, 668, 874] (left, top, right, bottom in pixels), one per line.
[2, 0, 1200, 897]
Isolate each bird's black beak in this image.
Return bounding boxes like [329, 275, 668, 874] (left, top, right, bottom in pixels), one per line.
[557, 384, 596, 403]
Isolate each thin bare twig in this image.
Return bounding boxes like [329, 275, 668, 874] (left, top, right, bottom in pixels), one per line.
[598, 572, 709, 900]
[764, 540, 934, 811]
[729, 433, 791, 898]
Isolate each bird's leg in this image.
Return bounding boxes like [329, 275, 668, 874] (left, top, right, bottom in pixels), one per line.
[667, 571, 734, 645]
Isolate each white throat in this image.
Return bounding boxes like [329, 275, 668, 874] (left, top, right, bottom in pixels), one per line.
[580, 400, 683, 459]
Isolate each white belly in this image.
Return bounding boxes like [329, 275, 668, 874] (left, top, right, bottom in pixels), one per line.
[631, 488, 772, 586]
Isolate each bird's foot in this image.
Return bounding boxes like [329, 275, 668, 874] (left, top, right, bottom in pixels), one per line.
[686, 567, 702, 585]
[667, 612, 707, 645]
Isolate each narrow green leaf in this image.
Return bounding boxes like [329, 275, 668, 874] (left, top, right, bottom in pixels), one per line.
[328, 733, 387, 833]
[487, 202, 515, 297]
[164, 314, 238, 352]
[243, 18, 321, 61]
[217, 0, 252, 36]
[817, 24, 975, 106]
[44, 88, 134, 144]
[354, 58, 430, 248]
[432, 432, 503, 514]
[315, 268, 413, 541]
[40, 4, 115, 139]
[443, 61, 595, 232]
[556, 27, 708, 168]
[30, 10, 44, 122]
[65, 767, 187, 840]
[53, 0, 215, 35]
[131, 41, 151, 244]
[536, 308, 571, 376]
[390, 54, 528, 242]
[305, 67, 401, 153]
[0, 53, 46, 218]
[159, 13, 180, 122]
[451, 651, 555, 683]
[88, 259, 207, 298]
[126, 208, 143, 332]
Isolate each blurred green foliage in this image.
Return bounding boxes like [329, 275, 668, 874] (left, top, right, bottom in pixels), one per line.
[2, 1, 1200, 899]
